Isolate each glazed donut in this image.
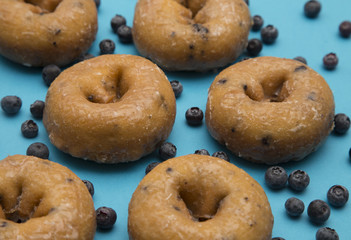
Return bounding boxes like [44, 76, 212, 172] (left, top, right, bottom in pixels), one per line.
[128, 154, 273, 240]
[43, 54, 176, 164]
[0, 0, 97, 67]
[0, 155, 96, 239]
[206, 56, 335, 164]
[132, 0, 251, 71]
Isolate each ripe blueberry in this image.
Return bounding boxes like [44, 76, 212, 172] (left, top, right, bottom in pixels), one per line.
[264, 166, 288, 189]
[288, 170, 310, 191]
[285, 197, 305, 217]
[327, 185, 349, 207]
[1, 96, 22, 114]
[96, 207, 117, 229]
[159, 142, 177, 161]
[26, 142, 49, 159]
[307, 199, 330, 224]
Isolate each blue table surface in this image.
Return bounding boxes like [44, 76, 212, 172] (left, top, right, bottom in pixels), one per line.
[1, 0, 351, 239]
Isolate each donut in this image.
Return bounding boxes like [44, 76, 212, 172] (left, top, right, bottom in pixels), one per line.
[132, 0, 251, 71]
[0, 0, 98, 67]
[43, 54, 176, 164]
[128, 154, 273, 240]
[205, 56, 335, 164]
[0, 155, 96, 239]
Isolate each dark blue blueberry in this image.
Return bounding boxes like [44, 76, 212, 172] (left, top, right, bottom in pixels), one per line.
[1, 96, 22, 114]
[96, 206, 117, 229]
[251, 15, 264, 31]
[339, 21, 351, 38]
[304, 0, 321, 18]
[99, 39, 115, 54]
[194, 149, 210, 155]
[117, 25, 133, 43]
[185, 107, 204, 125]
[212, 151, 230, 162]
[293, 56, 308, 65]
[82, 180, 95, 197]
[111, 15, 127, 33]
[246, 39, 263, 56]
[170, 80, 183, 98]
[145, 162, 160, 175]
[264, 166, 288, 190]
[323, 53, 338, 70]
[288, 169, 310, 191]
[159, 142, 177, 161]
[316, 227, 339, 240]
[260, 25, 278, 44]
[285, 197, 305, 217]
[327, 185, 349, 207]
[333, 113, 350, 134]
[21, 120, 39, 138]
[30, 100, 45, 119]
[26, 142, 49, 159]
[307, 199, 330, 224]
[42, 64, 61, 86]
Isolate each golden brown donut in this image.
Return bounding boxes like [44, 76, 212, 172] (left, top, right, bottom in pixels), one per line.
[128, 154, 273, 240]
[0, 0, 97, 67]
[43, 54, 176, 164]
[206, 56, 335, 164]
[132, 0, 251, 71]
[0, 155, 96, 240]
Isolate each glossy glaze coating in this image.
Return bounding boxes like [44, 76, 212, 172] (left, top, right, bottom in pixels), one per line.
[206, 56, 335, 164]
[0, 0, 97, 67]
[43, 54, 176, 163]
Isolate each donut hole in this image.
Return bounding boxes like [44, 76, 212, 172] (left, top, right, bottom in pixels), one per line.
[24, 0, 61, 13]
[178, 0, 207, 18]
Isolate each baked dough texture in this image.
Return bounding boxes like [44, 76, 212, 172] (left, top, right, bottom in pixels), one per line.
[128, 154, 273, 240]
[132, 0, 251, 71]
[0, 0, 98, 67]
[206, 56, 335, 164]
[0, 155, 96, 240]
[43, 54, 176, 164]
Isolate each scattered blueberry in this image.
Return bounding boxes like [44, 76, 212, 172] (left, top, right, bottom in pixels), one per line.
[99, 39, 116, 54]
[316, 227, 339, 240]
[339, 21, 351, 38]
[251, 15, 264, 31]
[327, 185, 349, 207]
[323, 53, 338, 70]
[30, 100, 45, 119]
[1, 96, 22, 114]
[304, 0, 321, 18]
[333, 113, 350, 134]
[21, 120, 39, 138]
[246, 38, 263, 56]
[82, 180, 95, 196]
[117, 25, 133, 43]
[288, 170, 310, 191]
[260, 25, 279, 44]
[158, 142, 177, 161]
[194, 149, 210, 155]
[285, 197, 305, 217]
[307, 199, 331, 224]
[111, 14, 127, 33]
[212, 151, 230, 162]
[293, 56, 308, 65]
[145, 162, 160, 175]
[96, 207, 117, 229]
[26, 142, 49, 159]
[170, 80, 183, 98]
[94, 0, 100, 8]
[42, 64, 61, 86]
[264, 166, 288, 189]
[185, 107, 204, 125]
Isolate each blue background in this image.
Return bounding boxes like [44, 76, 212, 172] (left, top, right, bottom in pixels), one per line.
[1, 0, 351, 239]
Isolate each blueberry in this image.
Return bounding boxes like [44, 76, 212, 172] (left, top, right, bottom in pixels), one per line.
[212, 151, 230, 162]
[194, 149, 210, 155]
[246, 39, 263, 56]
[30, 100, 45, 119]
[316, 227, 339, 240]
[170, 80, 183, 98]
[26, 142, 49, 159]
[288, 169, 310, 191]
[260, 25, 278, 44]
[307, 199, 331, 224]
[21, 120, 39, 138]
[251, 15, 264, 32]
[82, 180, 95, 197]
[333, 113, 350, 134]
[323, 53, 338, 70]
[42, 64, 61, 86]
[94, 0, 100, 8]
[264, 166, 288, 190]
[304, 0, 321, 18]
[111, 15, 127, 33]
[145, 162, 160, 175]
[293, 56, 308, 65]
[1, 96, 22, 114]
[117, 25, 133, 43]
[96, 207, 117, 229]
[285, 197, 305, 217]
[327, 185, 349, 207]
[159, 142, 177, 161]
[339, 21, 351, 38]
[99, 39, 115, 54]
[185, 107, 204, 125]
